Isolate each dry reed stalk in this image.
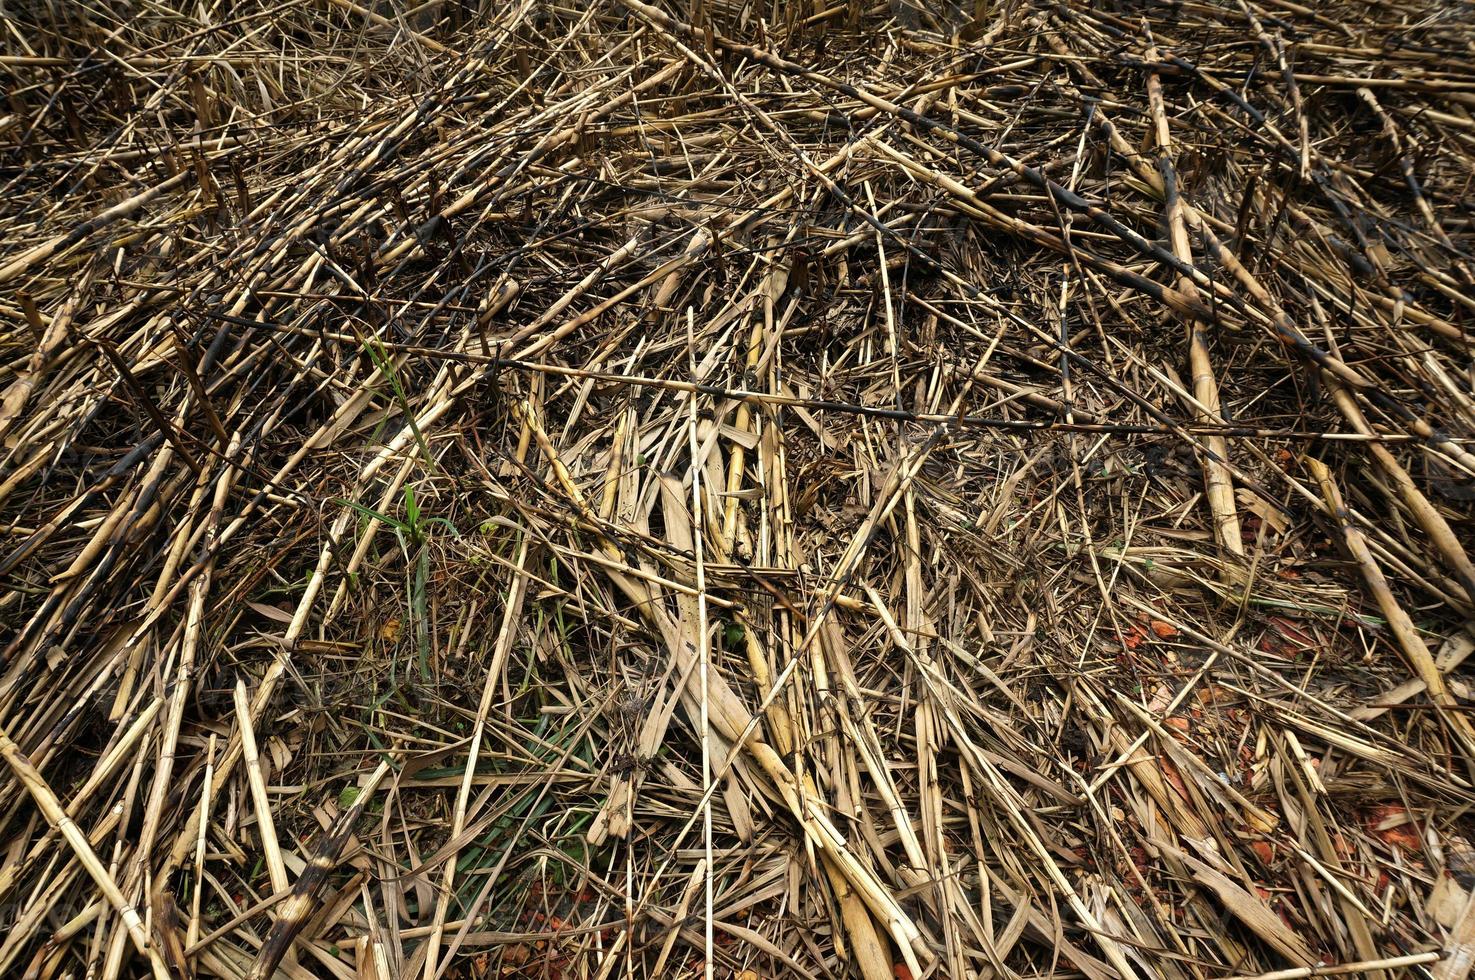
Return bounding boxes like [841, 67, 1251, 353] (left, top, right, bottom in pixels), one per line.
[1145, 41, 1244, 564]
[233, 680, 290, 896]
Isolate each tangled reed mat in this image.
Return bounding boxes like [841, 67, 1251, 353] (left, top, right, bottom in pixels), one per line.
[4, 0, 1475, 977]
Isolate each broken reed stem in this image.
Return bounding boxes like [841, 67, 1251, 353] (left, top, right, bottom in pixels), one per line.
[233, 679, 289, 896]
[1146, 40, 1244, 562]
[1309, 459, 1475, 775]
[186, 734, 216, 953]
[685, 307, 716, 980]
[1228, 950, 1441, 980]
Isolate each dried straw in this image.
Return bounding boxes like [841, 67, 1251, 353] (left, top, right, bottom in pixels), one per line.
[3, 0, 1475, 977]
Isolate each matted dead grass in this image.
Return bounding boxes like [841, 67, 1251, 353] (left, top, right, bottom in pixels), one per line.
[3, 0, 1475, 978]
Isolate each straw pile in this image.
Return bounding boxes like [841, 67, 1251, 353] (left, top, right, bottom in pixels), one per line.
[3, 0, 1475, 977]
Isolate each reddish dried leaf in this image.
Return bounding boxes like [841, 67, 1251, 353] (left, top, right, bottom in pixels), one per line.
[1150, 619, 1179, 638]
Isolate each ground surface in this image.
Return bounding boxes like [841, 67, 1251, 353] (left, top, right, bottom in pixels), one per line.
[3, 1, 1475, 978]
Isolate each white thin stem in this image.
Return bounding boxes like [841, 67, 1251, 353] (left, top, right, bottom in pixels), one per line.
[686, 306, 714, 980]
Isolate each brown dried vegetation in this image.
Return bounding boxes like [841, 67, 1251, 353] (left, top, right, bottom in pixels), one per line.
[3, 0, 1475, 978]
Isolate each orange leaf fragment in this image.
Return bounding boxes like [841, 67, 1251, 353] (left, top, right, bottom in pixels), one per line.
[1150, 619, 1179, 638]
